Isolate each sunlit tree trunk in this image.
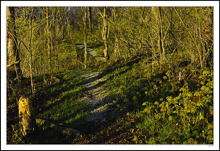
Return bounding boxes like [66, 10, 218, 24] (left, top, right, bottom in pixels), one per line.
[51, 7, 56, 73]
[159, 7, 165, 63]
[152, 7, 165, 69]
[55, 7, 59, 71]
[88, 7, 92, 33]
[45, 7, 51, 73]
[7, 7, 22, 81]
[29, 8, 34, 94]
[101, 7, 109, 60]
[82, 7, 87, 68]
[113, 7, 120, 59]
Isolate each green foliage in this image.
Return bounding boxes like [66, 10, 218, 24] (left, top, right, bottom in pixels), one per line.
[135, 69, 213, 144]
[100, 53, 213, 144]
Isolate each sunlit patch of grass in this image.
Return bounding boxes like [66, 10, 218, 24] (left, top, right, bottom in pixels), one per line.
[37, 70, 89, 129]
[39, 98, 89, 128]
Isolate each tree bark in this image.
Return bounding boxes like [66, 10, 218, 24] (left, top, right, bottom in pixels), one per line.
[159, 7, 165, 63]
[51, 7, 56, 73]
[152, 7, 165, 69]
[18, 96, 36, 137]
[7, 7, 22, 81]
[102, 7, 109, 60]
[113, 7, 120, 59]
[82, 8, 87, 68]
[29, 8, 34, 94]
[88, 7, 92, 33]
[46, 7, 52, 73]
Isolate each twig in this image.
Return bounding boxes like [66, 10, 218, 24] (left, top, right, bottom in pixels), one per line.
[7, 60, 21, 68]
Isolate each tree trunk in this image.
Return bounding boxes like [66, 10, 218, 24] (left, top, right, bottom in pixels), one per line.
[29, 8, 34, 94]
[46, 7, 52, 73]
[51, 7, 56, 73]
[82, 8, 87, 68]
[159, 7, 165, 63]
[102, 7, 109, 60]
[7, 7, 22, 81]
[55, 8, 59, 71]
[113, 7, 120, 59]
[152, 7, 165, 69]
[88, 7, 92, 33]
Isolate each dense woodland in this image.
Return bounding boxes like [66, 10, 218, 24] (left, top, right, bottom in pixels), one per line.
[7, 7, 213, 144]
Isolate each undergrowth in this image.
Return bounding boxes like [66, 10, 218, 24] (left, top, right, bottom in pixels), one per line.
[98, 55, 213, 144]
[7, 40, 213, 144]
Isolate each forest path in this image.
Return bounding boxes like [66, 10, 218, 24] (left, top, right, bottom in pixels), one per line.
[76, 45, 106, 62]
[78, 72, 116, 123]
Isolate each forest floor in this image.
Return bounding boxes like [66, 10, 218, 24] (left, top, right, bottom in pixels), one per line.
[6, 44, 213, 144]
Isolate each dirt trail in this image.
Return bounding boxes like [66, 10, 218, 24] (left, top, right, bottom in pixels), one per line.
[76, 45, 106, 61]
[78, 72, 115, 123]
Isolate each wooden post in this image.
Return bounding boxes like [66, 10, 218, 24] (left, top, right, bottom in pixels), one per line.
[18, 96, 36, 137]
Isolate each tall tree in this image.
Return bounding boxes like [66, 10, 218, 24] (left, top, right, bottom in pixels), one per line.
[46, 7, 52, 73]
[82, 7, 88, 68]
[7, 7, 22, 81]
[28, 7, 34, 94]
[112, 7, 120, 59]
[152, 7, 165, 68]
[99, 7, 109, 60]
